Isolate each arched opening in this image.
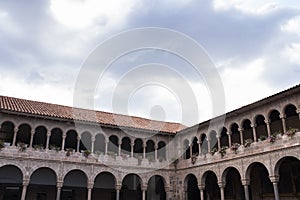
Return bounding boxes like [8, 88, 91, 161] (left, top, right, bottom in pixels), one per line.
[242, 119, 253, 141]
[146, 140, 155, 160]
[62, 170, 87, 199]
[230, 123, 240, 144]
[191, 137, 199, 156]
[108, 135, 118, 154]
[94, 134, 105, 154]
[33, 126, 47, 149]
[0, 121, 14, 145]
[0, 165, 23, 200]
[223, 167, 244, 200]
[16, 124, 31, 146]
[200, 134, 207, 154]
[147, 175, 166, 200]
[80, 131, 92, 152]
[276, 157, 300, 198]
[269, 110, 283, 134]
[121, 137, 131, 156]
[185, 174, 199, 200]
[93, 172, 116, 200]
[133, 139, 143, 157]
[220, 127, 229, 148]
[203, 171, 220, 200]
[157, 141, 166, 161]
[285, 104, 300, 130]
[248, 162, 273, 199]
[183, 139, 190, 159]
[27, 168, 57, 199]
[255, 115, 268, 140]
[209, 130, 218, 150]
[121, 174, 142, 200]
[65, 130, 78, 151]
[49, 128, 62, 150]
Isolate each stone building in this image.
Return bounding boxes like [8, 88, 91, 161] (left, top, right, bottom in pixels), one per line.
[0, 84, 300, 200]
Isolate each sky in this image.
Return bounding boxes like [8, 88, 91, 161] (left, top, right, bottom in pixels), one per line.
[0, 0, 300, 126]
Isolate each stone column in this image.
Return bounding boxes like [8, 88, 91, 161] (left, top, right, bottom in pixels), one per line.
[265, 119, 271, 137]
[280, 114, 287, 133]
[46, 132, 51, 149]
[21, 180, 29, 200]
[238, 128, 244, 145]
[142, 185, 147, 200]
[241, 179, 250, 200]
[61, 133, 66, 151]
[207, 138, 211, 152]
[29, 130, 35, 148]
[91, 136, 95, 153]
[105, 139, 109, 155]
[218, 182, 225, 200]
[87, 182, 93, 200]
[251, 123, 257, 142]
[189, 142, 192, 158]
[269, 176, 280, 200]
[131, 142, 134, 158]
[77, 136, 81, 152]
[227, 131, 232, 147]
[143, 142, 146, 159]
[118, 141, 122, 156]
[198, 141, 202, 155]
[115, 184, 121, 200]
[217, 135, 221, 150]
[56, 181, 63, 200]
[198, 185, 205, 200]
[13, 127, 18, 146]
[164, 186, 169, 200]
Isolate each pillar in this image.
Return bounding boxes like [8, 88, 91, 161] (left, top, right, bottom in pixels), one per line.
[56, 181, 63, 200]
[77, 136, 81, 152]
[265, 119, 271, 137]
[198, 185, 205, 200]
[46, 132, 51, 149]
[61, 133, 66, 151]
[218, 182, 225, 200]
[21, 180, 29, 200]
[118, 141, 121, 156]
[241, 179, 250, 200]
[198, 141, 202, 155]
[142, 185, 147, 200]
[29, 130, 35, 148]
[87, 182, 93, 200]
[217, 135, 221, 150]
[13, 127, 18, 146]
[105, 139, 108, 155]
[189, 142, 192, 158]
[227, 131, 232, 147]
[251, 123, 257, 142]
[91, 136, 95, 153]
[269, 176, 280, 200]
[238, 128, 244, 145]
[131, 142, 134, 158]
[280, 114, 287, 133]
[143, 142, 146, 159]
[207, 138, 211, 152]
[115, 184, 121, 200]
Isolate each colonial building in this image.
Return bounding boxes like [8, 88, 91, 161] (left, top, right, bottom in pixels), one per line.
[0, 84, 300, 200]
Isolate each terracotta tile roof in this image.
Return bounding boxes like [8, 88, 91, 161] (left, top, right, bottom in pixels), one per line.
[0, 96, 185, 133]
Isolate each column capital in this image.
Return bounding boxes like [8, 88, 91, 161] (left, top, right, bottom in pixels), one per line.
[62, 134, 66, 139]
[87, 182, 94, 189]
[238, 128, 244, 132]
[47, 132, 51, 136]
[22, 179, 29, 186]
[218, 182, 226, 188]
[198, 184, 205, 190]
[264, 119, 270, 124]
[31, 130, 35, 135]
[250, 123, 256, 128]
[115, 184, 122, 191]
[141, 184, 147, 191]
[269, 175, 279, 183]
[14, 127, 19, 132]
[57, 181, 63, 188]
[241, 178, 250, 186]
[131, 142, 135, 147]
[227, 131, 232, 136]
[279, 114, 286, 119]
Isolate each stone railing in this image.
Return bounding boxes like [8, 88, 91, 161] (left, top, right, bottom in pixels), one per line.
[177, 131, 300, 169]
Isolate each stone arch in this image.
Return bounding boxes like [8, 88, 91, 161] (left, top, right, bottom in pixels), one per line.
[94, 133, 106, 154]
[147, 175, 167, 200]
[220, 127, 229, 148]
[183, 139, 190, 159]
[93, 171, 117, 200]
[146, 139, 155, 159]
[245, 161, 271, 180]
[121, 173, 143, 200]
[0, 121, 15, 145]
[62, 169, 88, 199]
[230, 123, 240, 144]
[268, 109, 283, 134]
[108, 135, 119, 154]
[16, 123, 31, 146]
[33, 126, 47, 149]
[220, 166, 242, 183]
[274, 155, 300, 176]
[284, 103, 300, 129]
[200, 170, 219, 185]
[157, 141, 166, 161]
[49, 127, 63, 150]
[133, 138, 143, 156]
[255, 114, 268, 140]
[65, 129, 78, 151]
[80, 131, 92, 152]
[0, 164, 23, 199]
[121, 136, 131, 155]
[184, 173, 200, 200]
[221, 167, 244, 200]
[199, 133, 208, 154]
[202, 170, 220, 200]
[0, 164, 23, 182]
[242, 119, 254, 141]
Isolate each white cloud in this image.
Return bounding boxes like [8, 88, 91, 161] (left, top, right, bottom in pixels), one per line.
[281, 43, 300, 64]
[0, 10, 22, 37]
[50, 0, 138, 29]
[281, 15, 300, 35]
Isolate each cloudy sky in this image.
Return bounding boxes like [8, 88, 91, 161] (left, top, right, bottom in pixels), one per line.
[0, 0, 300, 126]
